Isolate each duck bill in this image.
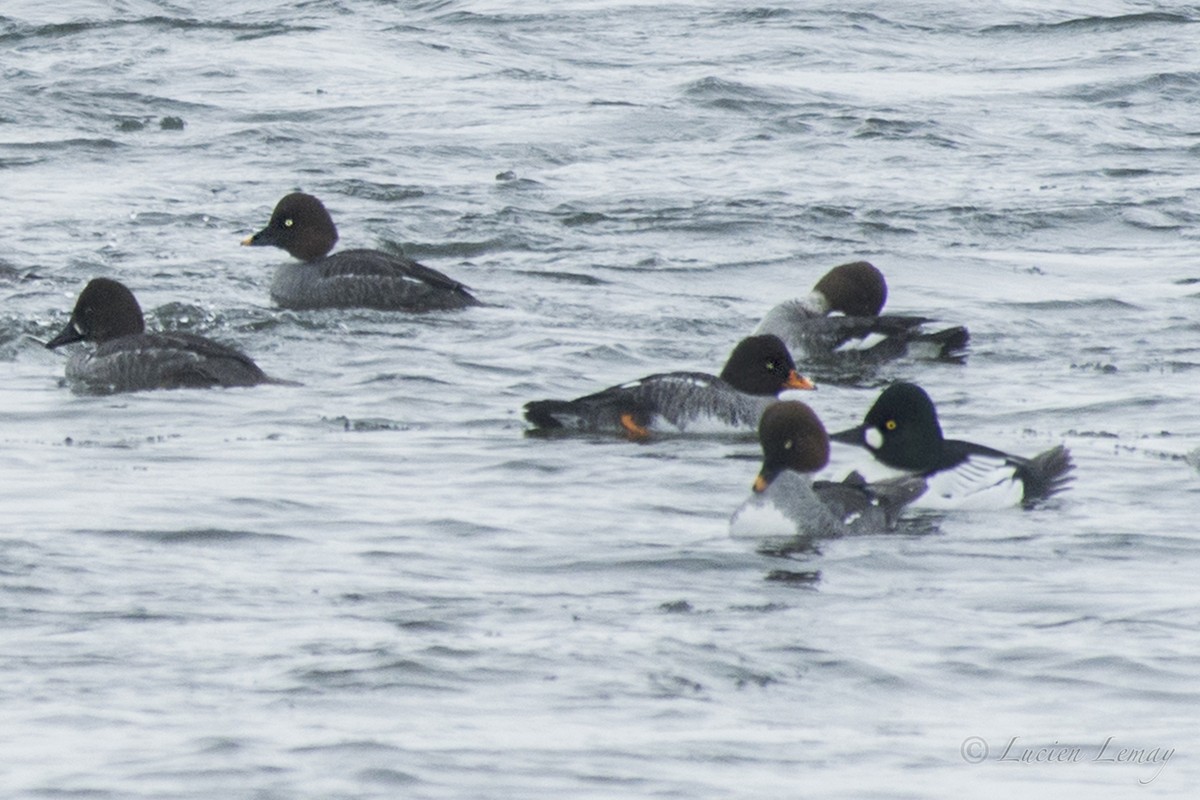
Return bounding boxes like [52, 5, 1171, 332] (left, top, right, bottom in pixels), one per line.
[240, 228, 273, 247]
[45, 320, 84, 350]
[827, 425, 864, 445]
[752, 467, 780, 494]
[784, 370, 816, 391]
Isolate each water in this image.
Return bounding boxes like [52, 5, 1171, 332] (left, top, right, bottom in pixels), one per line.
[2, 1, 1198, 797]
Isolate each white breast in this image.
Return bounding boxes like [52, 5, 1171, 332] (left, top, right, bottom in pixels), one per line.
[729, 494, 799, 547]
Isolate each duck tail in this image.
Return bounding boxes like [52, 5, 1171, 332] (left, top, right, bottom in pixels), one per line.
[915, 324, 970, 361]
[523, 399, 572, 429]
[1019, 445, 1075, 507]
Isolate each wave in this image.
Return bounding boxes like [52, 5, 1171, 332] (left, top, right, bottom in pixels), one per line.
[77, 527, 300, 545]
[0, 16, 304, 46]
[984, 12, 1194, 36]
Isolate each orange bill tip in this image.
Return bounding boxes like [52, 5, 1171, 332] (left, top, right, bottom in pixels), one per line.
[752, 474, 769, 493]
[240, 235, 254, 246]
[785, 370, 816, 391]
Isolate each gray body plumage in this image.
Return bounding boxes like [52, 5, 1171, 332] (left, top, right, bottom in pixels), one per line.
[525, 372, 776, 434]
[756, 300, 962, 363]
[731, 470, 848, 543]
[270, 249, 479, 311]
[63, 332, 271, 395]
[731, 470, 926, 543]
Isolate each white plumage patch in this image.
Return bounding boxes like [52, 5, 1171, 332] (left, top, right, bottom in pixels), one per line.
[729, 495, 798, 546]
[833, 332, 889, 353]
[865, 428, 884, 449]
[920, 454, 1024, 510]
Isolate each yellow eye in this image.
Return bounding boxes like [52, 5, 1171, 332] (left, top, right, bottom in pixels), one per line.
[886, 420, 897, 431]
[783, 439, 793, 450]
[765, 360, 777, 371]
[284, 218, 294, 228]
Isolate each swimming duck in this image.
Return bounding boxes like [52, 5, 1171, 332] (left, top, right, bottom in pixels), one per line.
[524, 334, 815, 438]
[241, 192, 478, 311]
[46, 278, 279, 394]
[730, 401, 926, 543]
[754, 261, 968, 366]
[828, 382, 1074, 509]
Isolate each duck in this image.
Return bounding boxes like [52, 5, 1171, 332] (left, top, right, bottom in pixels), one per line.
[753, 261, 968, 367]
[241, 192, 479, 311]
[730, 401, 926, 543]
[827, 382, 1074, 509]
[45, 278, 280, 395]
[524, 334, 815, 438]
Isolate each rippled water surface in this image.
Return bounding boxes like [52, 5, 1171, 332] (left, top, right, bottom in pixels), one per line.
[2, 1, 1199, 797]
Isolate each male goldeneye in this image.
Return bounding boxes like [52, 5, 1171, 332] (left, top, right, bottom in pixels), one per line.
[754, 261, 968, 366]
[730, 401, 925, 544]
[524, 334, 815, 438]
[828, 382, 1074, 509]
[45, 278, 281, 394]
[241, 192, 479, 311]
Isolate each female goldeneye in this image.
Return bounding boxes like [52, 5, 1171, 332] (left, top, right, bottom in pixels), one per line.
[730, 401, 925, 544]
[754, 261, 968, 366]
[45, 278, 279, 395]
[524, 334, 815, 438]
[828, 382, 1074, 509]
[241, 192, 479, 311]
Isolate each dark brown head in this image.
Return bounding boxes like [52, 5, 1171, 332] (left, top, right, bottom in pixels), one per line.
[241, 192, 339, 261]
[753, 401, 831, 491]
[46, 277, 145, 348]
[718, 334, 816, 396]
[810, 261, 887, 316]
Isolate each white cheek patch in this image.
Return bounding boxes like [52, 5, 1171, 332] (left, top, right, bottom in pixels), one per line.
[865, 428, 884, 449]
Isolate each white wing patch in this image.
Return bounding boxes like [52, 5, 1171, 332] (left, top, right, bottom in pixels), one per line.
[834, 332, 889, 353]
[919, 454, 1024, 510]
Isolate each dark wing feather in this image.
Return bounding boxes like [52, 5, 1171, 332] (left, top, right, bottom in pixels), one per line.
[83, 333, 269, 391]
[304, 249, 478, 310]
[813, 471, 926, 532]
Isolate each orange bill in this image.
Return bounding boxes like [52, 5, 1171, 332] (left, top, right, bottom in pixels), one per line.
[785, 370, 816, 391]
[752, 473, 769, 493]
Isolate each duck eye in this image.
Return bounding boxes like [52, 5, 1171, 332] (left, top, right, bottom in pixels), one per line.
[765, 360, 777, 372]
[886, 419, 897, 431]
[783, 439, 793, 450]
[283, 218, 294, 228]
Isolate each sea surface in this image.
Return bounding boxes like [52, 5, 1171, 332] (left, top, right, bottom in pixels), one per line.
[1, 1, 1198, 797]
